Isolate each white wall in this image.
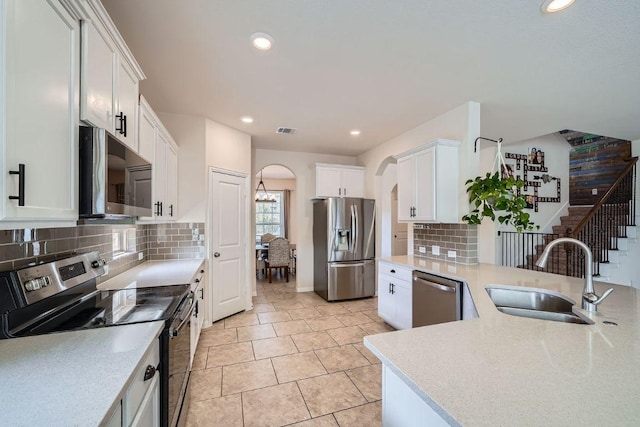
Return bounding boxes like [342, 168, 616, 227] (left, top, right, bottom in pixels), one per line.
[254, 149, 358, 293]
[357, 102, 481, 260]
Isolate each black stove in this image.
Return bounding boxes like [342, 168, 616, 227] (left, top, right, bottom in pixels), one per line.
[0, 252, 194, 427]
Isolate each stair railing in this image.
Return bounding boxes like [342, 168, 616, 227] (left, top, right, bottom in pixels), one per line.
[499, 231, 562, 274]
[567, 157, 638, 278]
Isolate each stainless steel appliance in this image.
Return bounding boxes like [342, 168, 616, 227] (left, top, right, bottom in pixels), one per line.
[313, 198, 375, 301]
[412, 271, 462, 326]
[79, 126, 153, 218]
[0, 252, 193, 427]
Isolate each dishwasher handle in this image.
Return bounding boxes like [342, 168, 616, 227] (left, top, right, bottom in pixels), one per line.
[414, 276, 457, 293]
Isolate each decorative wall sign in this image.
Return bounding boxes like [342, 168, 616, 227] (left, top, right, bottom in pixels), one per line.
[504, 150, 560, 212]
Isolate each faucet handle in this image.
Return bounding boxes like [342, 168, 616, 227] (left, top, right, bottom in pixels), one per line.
[584, 288, 614, 306]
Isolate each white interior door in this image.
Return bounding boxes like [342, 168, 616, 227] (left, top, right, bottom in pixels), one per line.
[209, 170, 248, 322]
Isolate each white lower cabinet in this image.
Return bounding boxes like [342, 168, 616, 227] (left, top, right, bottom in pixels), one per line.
[382, 365, 449, 427]
[105, 402, 123, 427]
[124, 338, 161, 427]
[377, 262, 412, 330]
[190, 267, 206, 365]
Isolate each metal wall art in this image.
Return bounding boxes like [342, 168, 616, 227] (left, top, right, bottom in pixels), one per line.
[503, 149, 561, 212]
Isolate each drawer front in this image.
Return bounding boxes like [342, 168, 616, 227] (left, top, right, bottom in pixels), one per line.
[378, 262, 412, 282]
[124, 338, 160, 426]
[379, 273, 411, 290]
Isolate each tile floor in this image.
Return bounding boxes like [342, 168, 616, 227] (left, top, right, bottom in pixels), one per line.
[185, 277, 394, 427]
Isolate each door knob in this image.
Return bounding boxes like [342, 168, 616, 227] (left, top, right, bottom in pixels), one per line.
[214, 252, 221, 258]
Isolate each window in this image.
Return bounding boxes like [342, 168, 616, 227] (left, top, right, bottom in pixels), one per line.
[112, 228, 137, 257]
[256, 191, 284, 242]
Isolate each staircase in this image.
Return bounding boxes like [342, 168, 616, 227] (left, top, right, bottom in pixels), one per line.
[501, 157, 638, 283]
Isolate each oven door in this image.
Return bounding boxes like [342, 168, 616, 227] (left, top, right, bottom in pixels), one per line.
[168, 293, 195, 427]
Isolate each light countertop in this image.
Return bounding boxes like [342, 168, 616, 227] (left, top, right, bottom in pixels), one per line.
[0, 321, 164, 427]
[365, 256, 640, 426]
[98, 258, 205, 291]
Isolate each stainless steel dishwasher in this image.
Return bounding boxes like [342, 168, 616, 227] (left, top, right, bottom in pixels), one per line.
[412, 271, 462, 326]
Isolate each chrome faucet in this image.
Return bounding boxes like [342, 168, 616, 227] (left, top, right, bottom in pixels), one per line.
[535, 237, 614, 312]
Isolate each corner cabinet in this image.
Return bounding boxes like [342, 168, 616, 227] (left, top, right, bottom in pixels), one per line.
[377, 261, 412, 330]
[139, 96, 179, 221]
[315, 164, 365, 198]
[1, 0, 81, 224]
[79, 0, 144, 151]
[395, 139, 460, 222]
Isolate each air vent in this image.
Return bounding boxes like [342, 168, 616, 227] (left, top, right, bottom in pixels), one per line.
[276, 127, 297, 135]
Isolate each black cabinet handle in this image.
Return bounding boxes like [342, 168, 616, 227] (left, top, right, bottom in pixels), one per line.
[9, 164, 25, 206]
[115, 112, 127, 137]
[154, 201, 161, 216]
[159, 202, 163, 216]
[169, 204, 173, 217]
[143, 365, 157, 381]
[390, 269, 396, 274]
[199, 288, 204, 299]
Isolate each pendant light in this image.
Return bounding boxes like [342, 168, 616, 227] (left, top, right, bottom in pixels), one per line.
[255, 169, 276, 203]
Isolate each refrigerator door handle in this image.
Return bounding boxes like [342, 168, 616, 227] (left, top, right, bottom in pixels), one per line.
[353, 204, 359, 255]
[349, 204, 356, 253]
[328, 261, 372, 268]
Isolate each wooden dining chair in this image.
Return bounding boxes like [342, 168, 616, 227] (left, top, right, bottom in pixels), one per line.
[264, 237, 290, 283]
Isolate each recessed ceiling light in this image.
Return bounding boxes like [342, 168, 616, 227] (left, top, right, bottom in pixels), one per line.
[541, 0, 576, 13]
[241, 116, 254, 124]
[250, 32, 274, 51]
[350, 130, 361, 136]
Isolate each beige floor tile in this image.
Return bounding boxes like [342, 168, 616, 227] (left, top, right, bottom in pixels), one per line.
[291, 331, 339, 352]
[191, 347, 208, 371]
[272, 351, 327, 383]
[305, 316, 345, 331]
[353, 343, 381, 364]
[197, 328, 237, 347]
[333, 401, 382, 427]
[316, 304, 351, 316]
[326, 326, 367, 345]
[359, 321, 395, 335]
[346, 364, 382, 402]
[287, 415, 338, 427]
[345, 298, 378, 313]
[272, 319, 312, 336]
[261, 293, 296, 303]
[224, 312, 259, 328]
[203, 320, 225, 331]
[297, 372, 367, 417]
[361, 309, 383, 322]
[250, 303, 276, 313]
[273, 299, 305, 310]
[252, 296, 269, 304]
[288, 307, 323, 320]
[314, 345, 370, 373]
[206, 342, 254, 368]
[258, 311, 292, 324]
[184, 394, 243, 427]
[188, 367, 222, 402]
[252, 335, 299, 359]
[298, 296, 331, 308]
[336, 312, 374, 327]
[237, 324, 276, 342]
[242, 382, 311, 427]
[221, 359, 277, 395]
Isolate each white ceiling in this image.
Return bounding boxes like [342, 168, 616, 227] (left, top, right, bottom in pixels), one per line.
[258, 165, 295, 180]
[103, 0, 640, 156]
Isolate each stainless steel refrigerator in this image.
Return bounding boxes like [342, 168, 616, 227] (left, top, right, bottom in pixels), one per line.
[313, 198, 375, 301]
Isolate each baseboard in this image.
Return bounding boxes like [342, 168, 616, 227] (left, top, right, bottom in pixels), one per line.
[297, 286, 313, 293]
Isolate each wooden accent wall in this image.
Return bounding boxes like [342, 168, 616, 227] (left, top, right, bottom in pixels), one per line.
[566, 132, 631, 205]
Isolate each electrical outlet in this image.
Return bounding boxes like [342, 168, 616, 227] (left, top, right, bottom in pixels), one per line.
[432, 245, 440, 255]
[448, 250, 457, 258]
[103, 265, 110, 275]
[414, 224, 424, 229]
[418, 246, 426, 253]
[592, 188, 598, 196]
[138, 252, 144, 261]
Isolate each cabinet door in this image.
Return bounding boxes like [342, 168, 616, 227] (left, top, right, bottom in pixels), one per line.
[394, 282, 413, 330]
[138, 99, 156, 163]
[165, 144, 178, 219]
[153, 134, 167, 218]
[3, 0, 79, 221]
[115, 58, 139, 151]
[414, 147, 436, 221]
[80, 18, 115, 131]
[342, 168, 365, 198]
[130, 374, 160, 427]
[396, 156, 415, 221]
[316, 166, 343, 198]
[105, 401, 123, 427]
[377, 276, 396, 325]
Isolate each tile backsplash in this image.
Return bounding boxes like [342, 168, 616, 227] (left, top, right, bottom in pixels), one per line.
[413, 223, 478, 264]
[0, 222, 205, 280]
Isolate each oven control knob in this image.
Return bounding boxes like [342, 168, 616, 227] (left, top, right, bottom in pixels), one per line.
[41, 276, 51, 287]
[24, 280, 34, 292]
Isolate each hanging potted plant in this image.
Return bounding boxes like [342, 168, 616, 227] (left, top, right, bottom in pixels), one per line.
[461, 138, 538, 232]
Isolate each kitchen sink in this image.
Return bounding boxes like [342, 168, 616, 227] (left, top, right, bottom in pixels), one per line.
[485, 285, 593, 325]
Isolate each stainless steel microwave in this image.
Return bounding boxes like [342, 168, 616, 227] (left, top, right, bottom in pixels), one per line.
[79, 126, 152, 218]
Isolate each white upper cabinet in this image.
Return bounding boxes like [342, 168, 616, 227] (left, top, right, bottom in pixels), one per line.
[79, 0, 144, 150]
[138, 96, 156, 163]
[395, 139, 460, 223]
[1, 0, 81, 224]
[315, 164, 365, 198]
